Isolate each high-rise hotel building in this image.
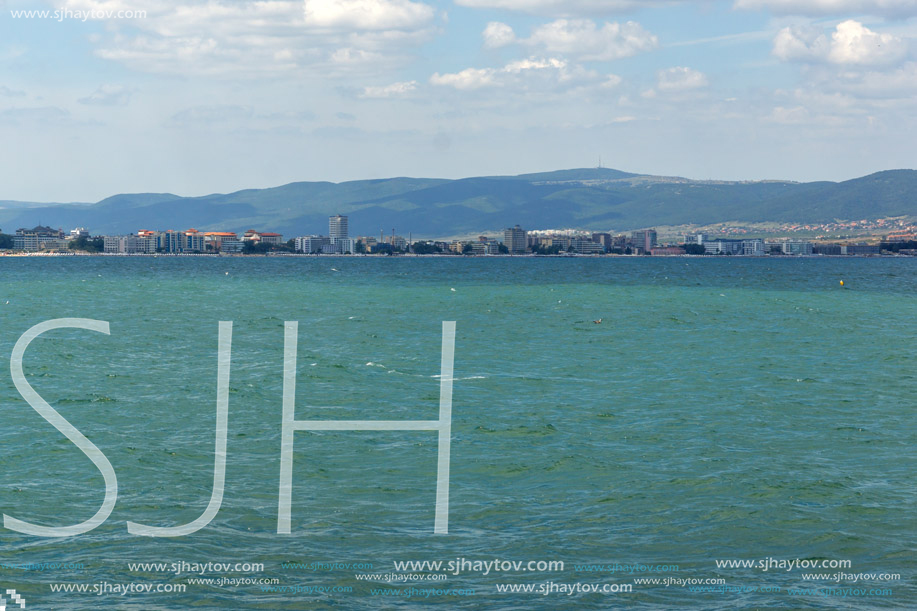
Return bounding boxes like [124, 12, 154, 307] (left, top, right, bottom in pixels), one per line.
[329, 215, 348, 240]
[504, 225, 527, 254]
[328, 215, 355, 254]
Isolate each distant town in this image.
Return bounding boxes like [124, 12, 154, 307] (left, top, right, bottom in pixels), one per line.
[4, 214, 917, 257]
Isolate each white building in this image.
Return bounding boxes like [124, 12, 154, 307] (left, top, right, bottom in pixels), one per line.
[295, 235, 331, 253]
[103, 235, 156, 254]
[155, 229, 205, 253]
[781, 240, 813, 255]
[332, 237, 357, 254]
[13, 226, 67, 251]
[571, 237, 604, 254]
[329, 215, 348, 240]
[259, 232, 284, 245]
[742, 239, 766, 256]
[704, 239, 744, 255]
[683, 233, 708, 245]
[220, 239, 244, 253]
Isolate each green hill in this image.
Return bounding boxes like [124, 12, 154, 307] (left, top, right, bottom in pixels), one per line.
[0, 168, 915, 238]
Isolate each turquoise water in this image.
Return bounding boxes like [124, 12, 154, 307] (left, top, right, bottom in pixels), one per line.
[0, 257, 914, 609]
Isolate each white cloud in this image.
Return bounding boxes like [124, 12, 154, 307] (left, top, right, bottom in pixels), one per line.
[430, 56, 603, 91]
[78, 84, 133, 106]
[735, 0, 917, 18]
[828, 20, 908, 64]
[303, 0, 433, 31]
[457, 0, 917, 21]
[773, 25, 821, 60]
[768, 105, 811, 124]
[526, 19, 657, 61]
[656, 66, 709, 91]
[834, 61, 917, 96]
[483, 22, 516, 49]
[62, 0, 436, 76]
[764, 87, 867, 126]
[65, 0, 301, 38]
[776, 59, 917, 107]
[94, 35, 231, 75]
[600, 74, 623, 88]
[360, 80, 418, 97]
[774, 20, 908, 66]
[330, 47, 386, 66]
[430, 67, 498, 90]
[455, 0, 664, 17]
[504, 57, 566, 72]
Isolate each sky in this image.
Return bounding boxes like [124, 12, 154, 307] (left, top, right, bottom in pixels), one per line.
[1, 0, 915, 202]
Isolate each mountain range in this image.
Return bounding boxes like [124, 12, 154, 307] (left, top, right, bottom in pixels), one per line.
[1, 168, 915, 238]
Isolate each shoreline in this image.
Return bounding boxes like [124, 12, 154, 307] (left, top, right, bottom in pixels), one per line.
[0, 251, 902, 259]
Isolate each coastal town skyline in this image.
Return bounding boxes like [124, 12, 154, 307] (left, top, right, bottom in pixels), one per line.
[7, 213, 917, 256]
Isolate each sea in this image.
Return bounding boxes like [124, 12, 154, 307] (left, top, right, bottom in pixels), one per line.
[0, 256, 914, 609]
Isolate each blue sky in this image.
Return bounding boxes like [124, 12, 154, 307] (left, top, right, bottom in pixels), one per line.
[1, 0, 915, 201]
